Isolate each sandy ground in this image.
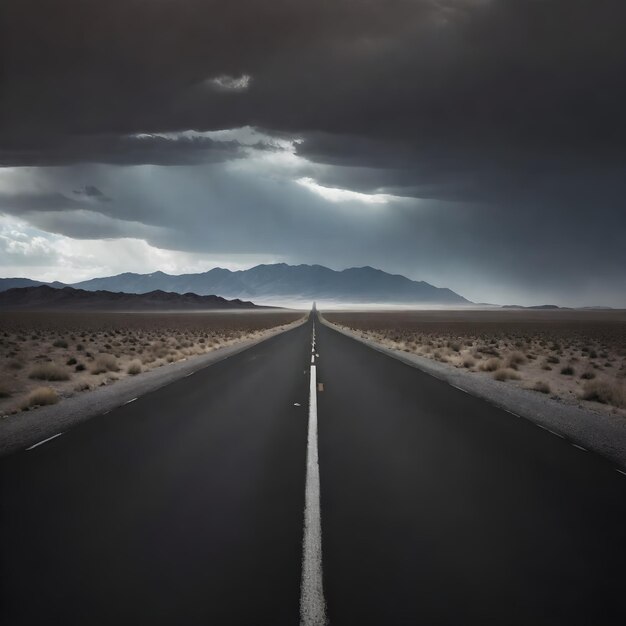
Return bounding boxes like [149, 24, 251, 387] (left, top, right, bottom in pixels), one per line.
[0, 310, 306, 416]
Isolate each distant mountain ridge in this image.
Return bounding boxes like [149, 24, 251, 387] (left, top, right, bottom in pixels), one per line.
[0, 286, 264, 310]
[60, 263, 470, 304]
[0, 278, 67, 291]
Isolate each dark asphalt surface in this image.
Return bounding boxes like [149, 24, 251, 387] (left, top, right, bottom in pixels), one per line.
[2, 313, 626, 625]
[0, 319, 312, 625]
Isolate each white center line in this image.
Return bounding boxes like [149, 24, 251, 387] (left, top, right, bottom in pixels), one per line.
[26, 432, 64, 450]
[300, 325, 326, 626]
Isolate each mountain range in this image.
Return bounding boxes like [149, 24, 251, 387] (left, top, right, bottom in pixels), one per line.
[0, 264, 469, 305]
[0, 286, 263, 311]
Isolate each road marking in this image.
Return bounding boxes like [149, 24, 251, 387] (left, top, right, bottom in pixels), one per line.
[505, 409, 521, 418]
[317, 383, 324, 392]
[548, 429, 565, 439]
[300, 327, 326, 625]
[26, 432, 63, 450]
[616, 468, 626, 477]
[125, 397, 138, 404]
[451, 384, 467, 393]
[571, 443, 588, 452]
[311, 355, 315, 364]
[294, 402, 302, 407]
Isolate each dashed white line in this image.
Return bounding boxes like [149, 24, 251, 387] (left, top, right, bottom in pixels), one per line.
[125, 397, 138, 404]
[615, 468, 626, 477]
[548, 429, 565, 439]
[26, 432, 64, 450]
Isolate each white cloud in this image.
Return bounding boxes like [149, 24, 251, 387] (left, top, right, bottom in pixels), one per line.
[296, 177, 398, 204]
[206, 74, 252, 92]
[0, 215, 280, 283]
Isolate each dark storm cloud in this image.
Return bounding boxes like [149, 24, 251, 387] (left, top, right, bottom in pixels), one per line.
[3, 0, 625, 167]
[1, 0, 625, 304]
[72, 185, 111, 202]
[0, 133, 263, 167]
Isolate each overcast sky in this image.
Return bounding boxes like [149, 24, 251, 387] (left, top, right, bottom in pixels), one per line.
[1, 0, 625, 306]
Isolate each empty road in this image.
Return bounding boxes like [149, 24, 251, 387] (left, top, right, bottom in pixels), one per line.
[1, 313, 625, 625]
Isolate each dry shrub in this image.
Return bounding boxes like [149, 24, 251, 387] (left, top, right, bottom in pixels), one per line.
[26, 386, 59, 407]
[0, 382, 12, 398]
[462, 356, 476, 368]
[560, 365, 575, 376]
[533, 381, 551, 394]
[29, 363, 70, 381]
[506, 352, 527, 369]
[480, 358, 502, 372]
[581, 380, 626, 408]
[493, 368, 521, 381]
[91, 354, 119, 374]
[127, 360, 142, 375]
[580, 370, 596, 380]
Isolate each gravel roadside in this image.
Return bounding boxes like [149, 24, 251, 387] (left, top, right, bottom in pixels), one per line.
[0, 316, 307, 456]
[321, 316, 626, 471]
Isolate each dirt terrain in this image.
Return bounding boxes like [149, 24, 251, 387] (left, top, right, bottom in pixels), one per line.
[0, 310, 305, 415]
[323, 309, 626, 417]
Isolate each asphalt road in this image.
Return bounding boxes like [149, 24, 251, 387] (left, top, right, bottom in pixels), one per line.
[1, 313, 626, 625]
